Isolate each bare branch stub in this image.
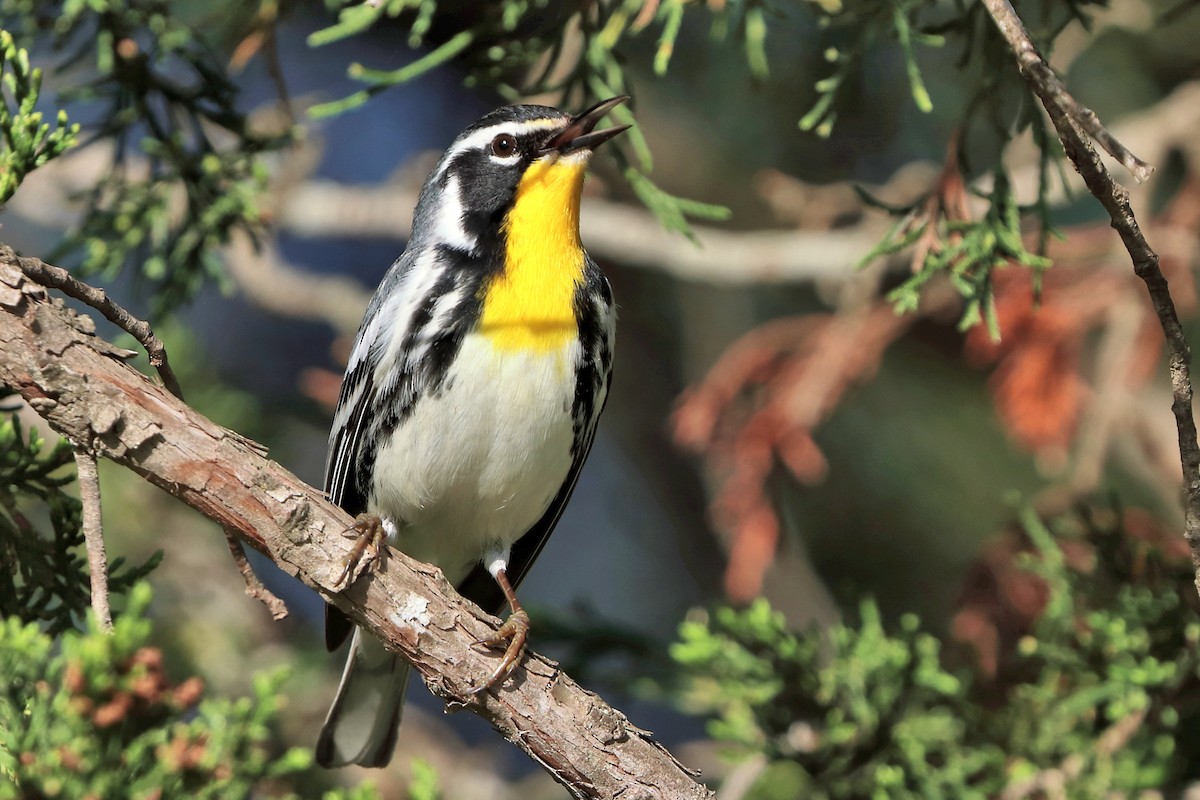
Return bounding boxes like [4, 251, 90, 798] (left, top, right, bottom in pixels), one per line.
[74, 446, 112, 632]
[223, 526, 289, 620]
[981, 0, 1200, 594]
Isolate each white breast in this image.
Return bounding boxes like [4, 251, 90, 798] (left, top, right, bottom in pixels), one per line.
[369, 333, 580, 585]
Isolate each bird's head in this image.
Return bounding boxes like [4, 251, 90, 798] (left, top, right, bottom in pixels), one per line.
[412, 97, 630, 256]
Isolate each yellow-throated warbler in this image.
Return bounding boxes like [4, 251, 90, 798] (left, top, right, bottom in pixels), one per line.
[316, 98, 627, 768]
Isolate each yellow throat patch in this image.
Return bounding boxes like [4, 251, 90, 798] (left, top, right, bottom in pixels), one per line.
[479, 156, 587, 352]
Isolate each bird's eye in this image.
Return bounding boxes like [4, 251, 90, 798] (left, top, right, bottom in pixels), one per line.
[490, 134, 517, 158]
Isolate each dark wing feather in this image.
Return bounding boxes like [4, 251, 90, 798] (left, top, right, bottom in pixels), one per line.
[322, 256, 402, 653]
[324, 368, 374, 513]
[322, 366, 375, 651]
[322, 247, 481, 650]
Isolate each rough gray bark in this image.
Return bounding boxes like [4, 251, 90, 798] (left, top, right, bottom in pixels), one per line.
[0, 251, 713, 800]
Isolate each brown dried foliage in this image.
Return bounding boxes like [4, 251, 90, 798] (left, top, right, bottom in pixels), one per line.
[674, 171, 1200, 603]
[963, 262, 1156, 461]
[157, 732, 211, 773]
[63, 646, 206, 729]
[673, 305, 912, 601]
[966, 178, 1200, 465]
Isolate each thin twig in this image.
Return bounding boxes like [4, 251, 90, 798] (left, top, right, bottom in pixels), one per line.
[74, 446, 112, 632]
[1065, 97, 1155, 183]
[982, 0, 1200, 595]
[223, 527, 289, 620]
[7, 248, 185, 400]
[261, 13, 296, 126]
[982, 0, 1155, 183]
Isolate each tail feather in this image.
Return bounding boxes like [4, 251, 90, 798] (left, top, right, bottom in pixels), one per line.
[316, 627, 410, 768]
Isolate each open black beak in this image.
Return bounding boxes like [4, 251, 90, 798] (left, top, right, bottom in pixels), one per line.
[541, 96, 631, 156]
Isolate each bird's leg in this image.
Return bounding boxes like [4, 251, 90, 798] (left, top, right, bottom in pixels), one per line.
[334, 512, 388, 588]
[469, 567, 530, 694]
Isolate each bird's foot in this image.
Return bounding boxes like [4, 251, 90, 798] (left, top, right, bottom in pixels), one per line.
[334, 512, 387, 589]
[469, 609, 530, 694]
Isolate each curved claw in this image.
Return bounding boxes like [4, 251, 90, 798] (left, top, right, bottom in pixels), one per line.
[334, 513, 387, 589]
[468, 609, 530, 695]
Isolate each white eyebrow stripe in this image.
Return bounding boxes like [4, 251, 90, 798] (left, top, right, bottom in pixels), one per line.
[433, 117, 564, 178]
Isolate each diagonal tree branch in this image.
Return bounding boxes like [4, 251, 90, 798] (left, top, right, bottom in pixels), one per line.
[0, 251, 712, 800]
[7, 245, 289, 620]
[982, 0, 1200, 596]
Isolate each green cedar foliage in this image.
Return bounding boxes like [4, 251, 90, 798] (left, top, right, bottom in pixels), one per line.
[405, 759, 443, 800]
[1, 1, 293, 317]
[0, 29, 76, 204]
[0, 396, 159, 635]
[304, 0, 1117, 332]
[810, 0, 1097, 330]
[0, 584, 379, 800]
[673, 503, 1200, 798]
[859, 170, 1053, 342]
[307, 0, 743, 237]
[0, 0, 1134, 328]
